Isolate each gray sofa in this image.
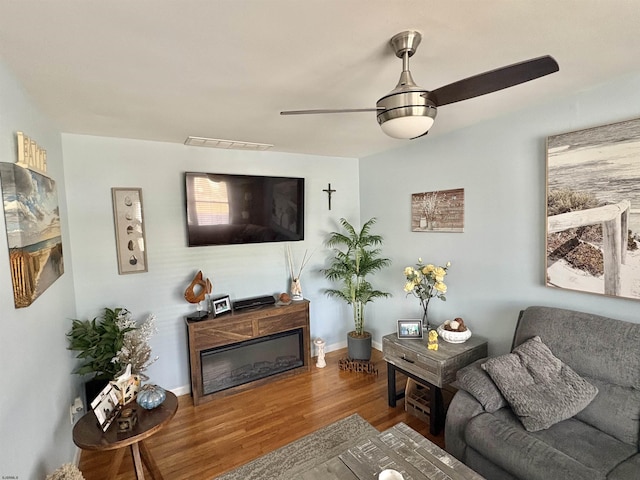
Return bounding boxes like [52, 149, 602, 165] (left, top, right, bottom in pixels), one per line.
[445, 306, 640, 480]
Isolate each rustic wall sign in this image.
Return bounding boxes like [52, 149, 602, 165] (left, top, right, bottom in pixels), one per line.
[411, 188, 464, 233]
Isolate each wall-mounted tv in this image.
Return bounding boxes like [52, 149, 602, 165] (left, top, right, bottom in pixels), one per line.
[185, 172, 305, 246]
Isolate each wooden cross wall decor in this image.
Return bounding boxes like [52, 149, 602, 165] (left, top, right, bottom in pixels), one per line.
[323, 183, 336, 210]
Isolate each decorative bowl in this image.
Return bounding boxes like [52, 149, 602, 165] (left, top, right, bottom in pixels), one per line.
[436, 324, 472, 344]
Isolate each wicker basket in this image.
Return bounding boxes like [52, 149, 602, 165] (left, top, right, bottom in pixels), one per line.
[436, 324, 472, 343]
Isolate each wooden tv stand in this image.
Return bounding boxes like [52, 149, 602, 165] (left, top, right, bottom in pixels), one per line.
[185, 299, 310, 405]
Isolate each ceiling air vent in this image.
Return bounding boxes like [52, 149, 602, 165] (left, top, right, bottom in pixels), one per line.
[184, 136, 273, 151]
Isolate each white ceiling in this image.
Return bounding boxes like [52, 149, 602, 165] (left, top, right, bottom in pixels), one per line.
[0, 1, 639, 158]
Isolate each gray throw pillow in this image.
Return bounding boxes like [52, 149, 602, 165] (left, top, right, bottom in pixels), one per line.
[454, 358, 508, 413]
[481, 336, 598, 431]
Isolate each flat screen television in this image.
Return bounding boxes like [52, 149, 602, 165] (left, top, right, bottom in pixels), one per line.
[185, 172, 305, 246]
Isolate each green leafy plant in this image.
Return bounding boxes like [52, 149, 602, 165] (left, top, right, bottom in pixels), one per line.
[67, 307, 135, 380]
[322, 217, 392, 336]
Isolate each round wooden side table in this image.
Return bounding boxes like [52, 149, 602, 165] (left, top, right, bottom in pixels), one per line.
[73, 390, 178, 480]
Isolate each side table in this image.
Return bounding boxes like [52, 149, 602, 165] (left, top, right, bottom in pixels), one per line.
[382, 333, 487, 435]
[73, 390, 178, 480]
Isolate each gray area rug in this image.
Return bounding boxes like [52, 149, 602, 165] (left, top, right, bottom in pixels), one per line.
[213, 413, 378, 480]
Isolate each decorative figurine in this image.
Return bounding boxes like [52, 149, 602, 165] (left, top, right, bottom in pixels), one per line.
[184, 270, 212, 320]
[110, 364, 141, 405]
[314, 338, 326, 368]
[136, 384, 166, 410]
[428, 329, 439, 351]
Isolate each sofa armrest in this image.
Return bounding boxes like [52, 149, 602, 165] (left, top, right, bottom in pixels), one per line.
[445, 389, 485, 461]
[455, 358, 508, 412]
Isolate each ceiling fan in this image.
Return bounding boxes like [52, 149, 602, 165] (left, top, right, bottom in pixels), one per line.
[280, 30, 559, 139]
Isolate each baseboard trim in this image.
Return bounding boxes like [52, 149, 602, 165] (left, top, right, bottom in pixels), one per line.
[170, 384, 191, 397]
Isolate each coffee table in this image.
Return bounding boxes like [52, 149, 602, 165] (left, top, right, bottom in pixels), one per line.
[300, 422, 485, 479]
[73, 390, 178, 480]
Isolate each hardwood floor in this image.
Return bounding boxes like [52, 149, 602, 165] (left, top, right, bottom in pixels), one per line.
[78, 348, 450, 479]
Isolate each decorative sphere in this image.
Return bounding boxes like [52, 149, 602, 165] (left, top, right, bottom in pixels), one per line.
[136, 384, 166, 410]
[279, 292, 291, 303]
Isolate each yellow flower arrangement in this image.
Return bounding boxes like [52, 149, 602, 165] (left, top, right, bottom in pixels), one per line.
[403, 258, 451, 330]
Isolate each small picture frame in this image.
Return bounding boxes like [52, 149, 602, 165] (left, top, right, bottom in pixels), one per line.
[111, 187, 148, 275]
[397, 319, 423, 339]
[90, 383, 121, 431]
[212, 294, 231, 316]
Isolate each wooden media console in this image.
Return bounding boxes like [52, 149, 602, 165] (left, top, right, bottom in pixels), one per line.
[185, 299, 310, 405]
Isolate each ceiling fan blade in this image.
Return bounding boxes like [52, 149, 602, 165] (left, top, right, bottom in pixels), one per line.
[280, 108, 381, 115]
[429, 55, 559, 107]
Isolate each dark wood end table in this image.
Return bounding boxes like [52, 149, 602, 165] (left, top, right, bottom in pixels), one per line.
[73, 390, 178, 480]
[382, 333, 487, 435]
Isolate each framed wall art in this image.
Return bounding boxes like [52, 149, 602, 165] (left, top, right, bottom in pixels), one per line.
[112, 188, 148, 274]
[546, 117, 640, 300]
[411, 188, 464, 232]
[0, 163, 64, 308]
[397, 319, 423, 339]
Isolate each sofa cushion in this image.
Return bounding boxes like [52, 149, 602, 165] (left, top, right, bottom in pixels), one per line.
[464, 447, 519, 480]
[514, 307, 640, 390]
[574, 376, 640, 445]
[482, 336, 598, 431]
[465, 412, 606, 480]
[454, 358, 508, 413]
[490, 408, 636, 475]
[607, 453, 640, 480]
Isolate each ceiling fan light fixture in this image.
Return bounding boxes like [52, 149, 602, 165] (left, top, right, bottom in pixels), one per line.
[376, 87, 437, 139]
[379, 114, 435, 139]
[280, 28, 559, 142]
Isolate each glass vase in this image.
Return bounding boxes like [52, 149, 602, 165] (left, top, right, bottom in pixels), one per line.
[421, 300, 431, 333]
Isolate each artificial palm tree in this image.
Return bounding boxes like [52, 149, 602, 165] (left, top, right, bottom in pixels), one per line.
[323, 218, 391, 358]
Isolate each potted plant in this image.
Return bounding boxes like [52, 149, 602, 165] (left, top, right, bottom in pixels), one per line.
[67, 307, 158, 401]
[322, 217, 391, 360]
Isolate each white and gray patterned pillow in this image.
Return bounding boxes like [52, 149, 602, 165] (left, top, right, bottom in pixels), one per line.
[481, 336, 598, 431]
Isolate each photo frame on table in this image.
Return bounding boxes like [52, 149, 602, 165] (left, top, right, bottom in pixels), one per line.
[397, 319, 423, 339]
[112, 188, 148, 275]
[90, 383, 121, 431]
[212, 294, 232, 316]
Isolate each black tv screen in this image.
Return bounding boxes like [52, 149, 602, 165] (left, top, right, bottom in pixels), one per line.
[185, 172, 305, 246]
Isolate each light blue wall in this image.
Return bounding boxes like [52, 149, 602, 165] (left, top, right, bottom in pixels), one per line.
[61, 134, 361, 392]
[0, 62, 78, 477]
[359, 72, 640, 356]
[5, 55, 640, 475]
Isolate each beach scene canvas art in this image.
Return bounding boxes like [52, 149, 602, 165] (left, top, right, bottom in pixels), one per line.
[546, 117, 640, 300]
[0, 163, 64, 308]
